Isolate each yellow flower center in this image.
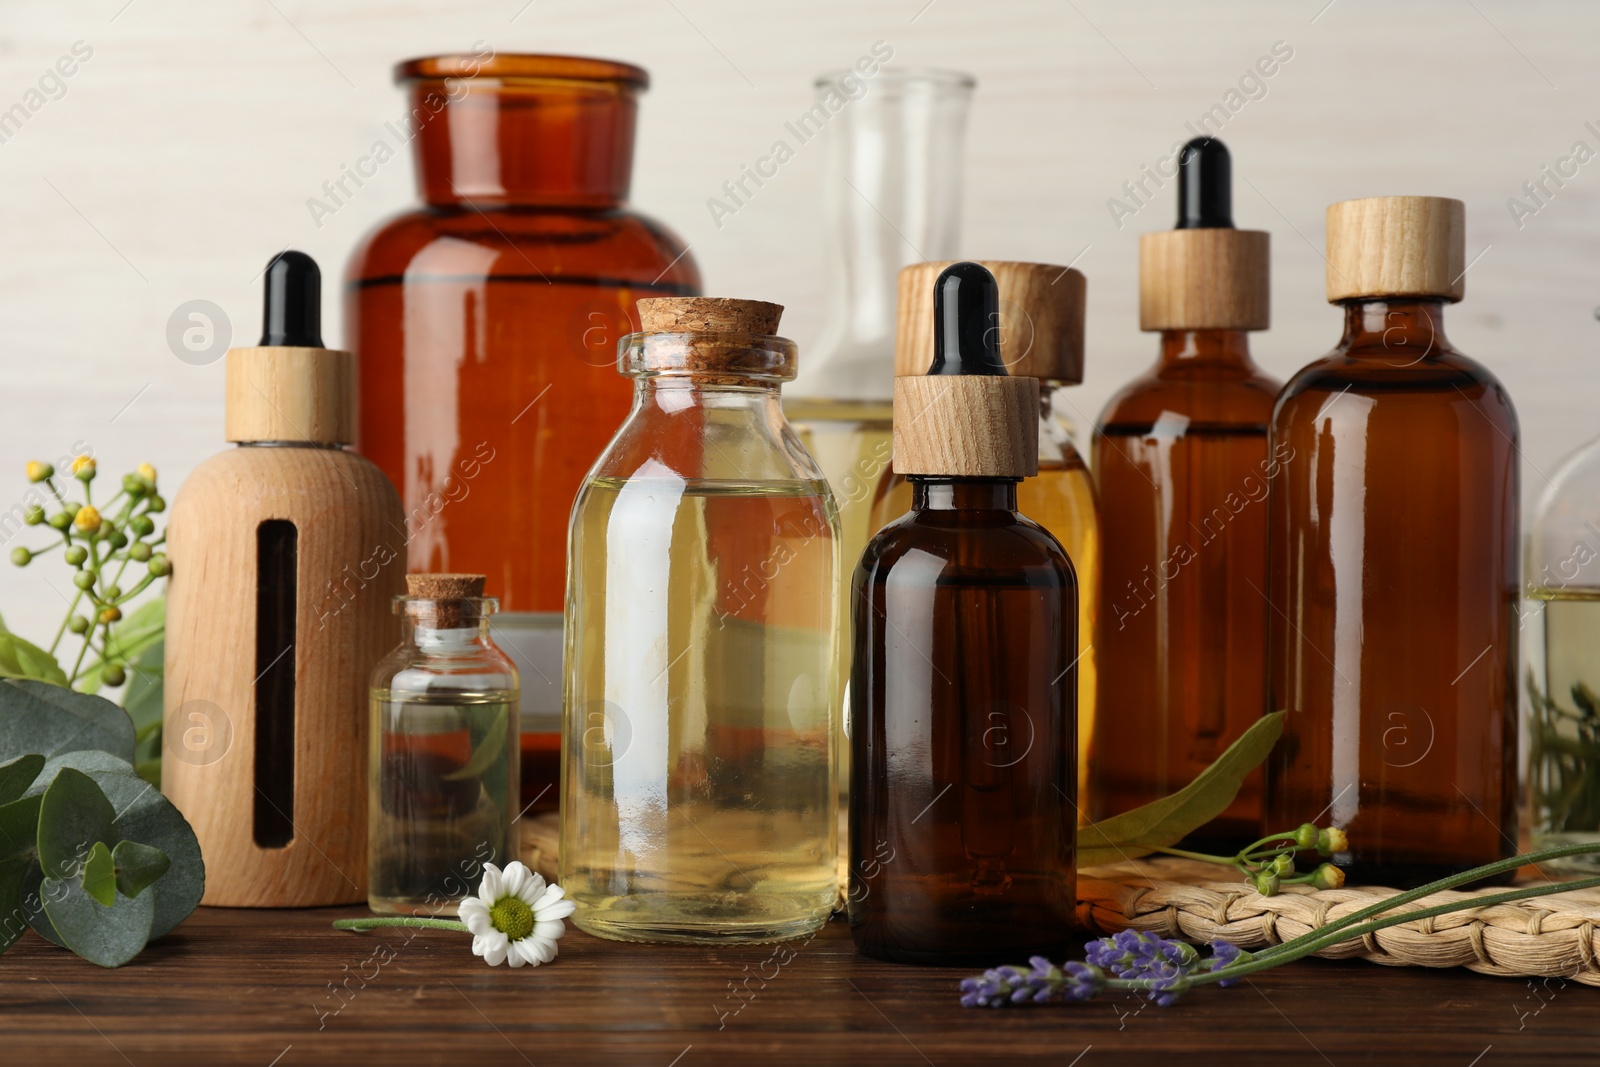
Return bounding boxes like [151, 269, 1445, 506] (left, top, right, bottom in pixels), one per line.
[489, 896, 534, 941]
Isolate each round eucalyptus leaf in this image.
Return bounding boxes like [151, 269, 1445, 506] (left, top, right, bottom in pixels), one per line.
[0, 753, 44, 806]
[38, 768, 115, 880]
[0, 793, 41, 864]
[82, 841, 116, 906]
[0, 681, 134, 764]
[111, 840, 170, 900]
[40, 874, 155, 968]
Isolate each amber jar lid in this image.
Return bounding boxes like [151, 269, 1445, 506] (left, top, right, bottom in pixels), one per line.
[622, 298, 797, 384]
[395, 53, 649, 88]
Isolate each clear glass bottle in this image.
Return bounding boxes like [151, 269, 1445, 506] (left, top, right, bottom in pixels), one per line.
[785, 68, 974, 824]
[561, 297, 840, 944]
[1266, 197, 1519, 888]
[1092, 139, 1276, 849]
[368, 575, 519, 914]
[851, 264, 1076, 966]
[1526, 347, 1600, 873]
[871, 260, 1098, 814]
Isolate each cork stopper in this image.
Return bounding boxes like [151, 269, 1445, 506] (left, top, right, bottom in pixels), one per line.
[404, 573, 488, 629]
[896, 261, 1085, 384]
[625, 297, 796, 383]
[1325, 196, 1465, 303]
[892, 263, 1039, 479]
[1139, 138, 1270, 331]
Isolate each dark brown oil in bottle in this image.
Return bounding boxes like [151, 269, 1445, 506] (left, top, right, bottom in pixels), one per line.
[1266, 297, 1519, 887]
[849, 263, 1075, 966]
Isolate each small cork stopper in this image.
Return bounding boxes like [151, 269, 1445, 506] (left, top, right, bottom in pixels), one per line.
[893, 376, 1039, 478]
[1139, 229, 1270, 331]
[1325, 196, 1465, 303]
[637, 297, 783, 335]
[895, 261, 1086, 383]
[225, 346, 355, 444]
[405, 573, 487, 628]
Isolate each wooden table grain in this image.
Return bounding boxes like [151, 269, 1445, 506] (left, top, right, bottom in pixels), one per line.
[2, 907, 1596, 1066]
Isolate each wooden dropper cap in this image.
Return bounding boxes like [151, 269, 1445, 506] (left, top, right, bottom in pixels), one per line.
[225, 251, 355, 445]
[896, 261, 1085, 384]
[1138, 138, 1270, 331]
[892, 263, 1039, 479]
[1325, 196, 1465, 303]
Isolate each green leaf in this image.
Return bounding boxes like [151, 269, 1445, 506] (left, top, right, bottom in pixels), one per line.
[38, 767, 115, 880]
[0, 793, 41, 863]
[0, 753, 44, 805]
[82, 841, 116, 906]
[0, 632, 68, 687]
[111, 840, 169, 899]
[27, 751, 202, 940]
[77, 597, 164, 695]
[1078, 711, 1286, 868]
[0, 858, 28, 955]
[0, 680, 136, 764]
[40, 874, 155, 967]
[123, 638, 163, 787]
[443, 703, 509, 781]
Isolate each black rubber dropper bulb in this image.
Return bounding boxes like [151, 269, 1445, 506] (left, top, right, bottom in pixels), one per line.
[1175, 137, 1233, 230]
[929, 261, 1006, 376]
[259, 250, 325, 348]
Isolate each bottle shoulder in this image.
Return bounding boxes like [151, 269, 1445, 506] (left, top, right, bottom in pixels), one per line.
[1274, 347, 1517, 425]
[345, 205, 701, 290]
[858, 509, 1076, 589]
[1096, 365, 1281, 431]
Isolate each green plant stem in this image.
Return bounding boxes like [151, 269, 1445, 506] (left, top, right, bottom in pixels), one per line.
[332, 917, 469, 933]
[50, 588, 83, 655]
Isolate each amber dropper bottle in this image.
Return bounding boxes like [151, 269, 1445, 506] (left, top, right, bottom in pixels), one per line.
[1266, 197, 1519, 888]
[1091, 139, 1278, 849]
[850, 262, 1077, 966]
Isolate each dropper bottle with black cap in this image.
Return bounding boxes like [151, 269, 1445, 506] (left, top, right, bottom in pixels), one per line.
[850, 262, 1077, 966]
[1091, 138, 1280, 850]
[165, 251, 405, 908]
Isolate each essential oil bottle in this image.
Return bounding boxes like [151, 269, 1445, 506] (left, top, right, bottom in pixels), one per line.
[850, 262, 1076, 966]
[1091, 139, 1277, 848]
[561, 297, 839, 944]
[1266, 196, 1519, 887]
[873, 259, 1097, 814]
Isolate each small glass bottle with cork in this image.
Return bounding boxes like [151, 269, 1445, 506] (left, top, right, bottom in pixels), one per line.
[369, 573, 520, 914]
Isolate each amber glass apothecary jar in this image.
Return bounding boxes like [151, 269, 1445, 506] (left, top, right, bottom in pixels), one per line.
[561, 297, 840, 945]
[347, 53, 702, 820]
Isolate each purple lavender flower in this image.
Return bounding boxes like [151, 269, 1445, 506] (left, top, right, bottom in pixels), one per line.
[1085, 931, 1201, 1005]
[1199, 939, 1247, 987]
[958, 957, 1104, 1008]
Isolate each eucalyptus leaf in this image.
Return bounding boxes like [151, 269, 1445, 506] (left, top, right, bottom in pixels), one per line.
[0, 794, 42, 863]
[0, 858, 27, 955]
[82, 841, 116, 906]
[0, 753, 44, 805]
[28, 751, 202, 940]
[1078, 711, 1286, 868]
[111, 840, 169, 899]
[123, 638, 164, 788]
[443, 704, 509, 782]
[38, 768, 116, 880]
[0, 633, 68, 688]
[0, 681, 135, 764]
[40, 874, 155, 968]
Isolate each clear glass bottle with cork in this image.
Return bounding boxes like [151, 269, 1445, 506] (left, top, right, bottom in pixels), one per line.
[561, 296, 840, 944]
[1092, 139, 1278, 848]
[1266, 196, 1519, 887]
[369, 573, 520, 914]
[873, 259, 1098, 814]
[850, 263, 1077, 966]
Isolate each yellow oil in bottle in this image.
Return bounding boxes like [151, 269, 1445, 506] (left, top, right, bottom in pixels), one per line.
[1528, 587, 1600, 872]
[561, 476, 840, 943]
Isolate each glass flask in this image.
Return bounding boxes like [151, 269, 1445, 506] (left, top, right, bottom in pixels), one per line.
[851, 263, 1076, 966]
[561, 297, 840, 944]
[368, 575, 520, 915]
[346, 53, 702, 818]
[1266, 197, 1518, 888]
[784, 68, 974, 825]
[872, 260, 1098, 815]
[1091, 139, 1277, 849]
[1524, 330, 1600, 873]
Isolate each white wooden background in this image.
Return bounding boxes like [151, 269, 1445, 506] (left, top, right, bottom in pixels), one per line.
[1, 0, 1597, 642]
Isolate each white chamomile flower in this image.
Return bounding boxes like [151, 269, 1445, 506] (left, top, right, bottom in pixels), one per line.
[457, 861, 576, 969]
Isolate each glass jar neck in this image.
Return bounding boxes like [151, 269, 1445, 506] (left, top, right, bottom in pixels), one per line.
[406, 77, 638, 208]
[910, 477, 1019, 511]
[637, 376, 784, 407]
[1156, 329, 1259, 371]
[1335, 298, 1453, 355]
[403, 612, 494, 650]
[789, 71, 974, 401]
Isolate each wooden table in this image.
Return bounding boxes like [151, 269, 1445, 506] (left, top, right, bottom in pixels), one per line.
[2, 907, 1596, 1066]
